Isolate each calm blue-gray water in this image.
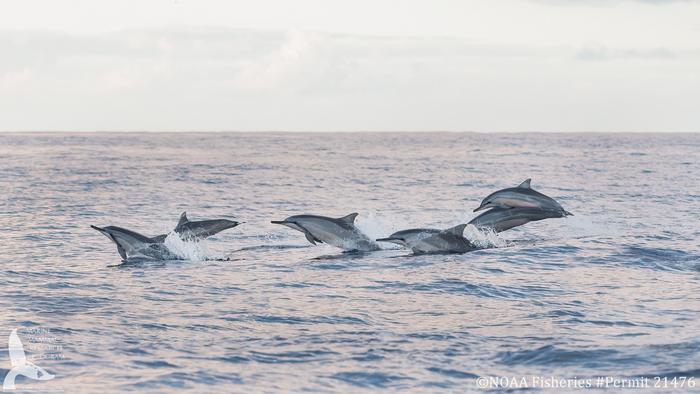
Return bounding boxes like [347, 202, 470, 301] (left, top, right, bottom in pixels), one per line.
[1, 132, 699, 392]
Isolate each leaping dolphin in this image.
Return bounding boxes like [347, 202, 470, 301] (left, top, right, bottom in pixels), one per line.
[376, 228, 440, 249]
[90, 225, 180, 261]
[468, 207, 566, 233]
[473, 179, 573, 216]
[410, 224, 476, 254]
[272, 213, 380, 252]
[173, 212, 241, 241]
[92, 212, 242, 260]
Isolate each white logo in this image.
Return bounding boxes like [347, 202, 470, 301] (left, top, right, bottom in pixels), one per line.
[3, 329, 54, 390]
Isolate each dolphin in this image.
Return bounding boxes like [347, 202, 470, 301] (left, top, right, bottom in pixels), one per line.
[271, 213, 380, 252]
[90, 225, 180, 261]
[92, 212, 241, 260]
[376, 228, 440, 249]
[173, 212, 241, 241]
[468, 207, 566, 233]
[410, 224, 476, 254]
[473, 179, 573, 216]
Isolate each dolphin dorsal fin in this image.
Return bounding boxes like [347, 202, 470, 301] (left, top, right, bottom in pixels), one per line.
[338, 213, 359, 225]
[443, 224, 467, 236]
[517, 178, 532, 189]
[177, 212, 189, 227]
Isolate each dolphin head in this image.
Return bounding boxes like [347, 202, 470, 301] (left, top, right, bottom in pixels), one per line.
[199, 219, 241, 233]
[473, 200, 496, 212]
[271, 217, 307, 233]
[376, 229, 441, 248]
[473, 188, 506, 212]
[90, 225, 112, 239]
[90, 225, 159, 260]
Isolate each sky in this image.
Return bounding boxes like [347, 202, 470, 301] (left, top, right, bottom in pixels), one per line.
[0, 0, 698, 132]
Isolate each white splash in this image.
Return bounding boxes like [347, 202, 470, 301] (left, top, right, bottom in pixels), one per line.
[163, 231, 215, 261]
[355, 211, 397, 243]
[463, 224, 508, 249]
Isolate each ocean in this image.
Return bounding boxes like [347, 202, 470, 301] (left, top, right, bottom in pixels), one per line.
[1, 132, 699, 392]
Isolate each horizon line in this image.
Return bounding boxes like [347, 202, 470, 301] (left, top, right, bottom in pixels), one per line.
[1, 130, 698, 134]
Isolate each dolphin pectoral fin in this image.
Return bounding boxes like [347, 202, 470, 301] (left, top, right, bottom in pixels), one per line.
[517, 178, 532, 189]
[116, 244, 127, 260]
[304, 232, 317, 245]
[338, 213, 359, 225]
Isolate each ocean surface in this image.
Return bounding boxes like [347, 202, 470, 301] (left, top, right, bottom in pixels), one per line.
[1, 132, 699, 392]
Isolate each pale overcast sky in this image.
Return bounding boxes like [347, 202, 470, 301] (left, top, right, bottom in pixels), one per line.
[1, 0, 698, 131]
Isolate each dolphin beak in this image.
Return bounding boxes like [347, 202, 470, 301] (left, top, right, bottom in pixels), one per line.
[473, 205, 488, 212]
[271, 221, 287, 225]
[91, 225, 116, 243]
[564, 211, 574, 216]
[91, 225, 108, 236]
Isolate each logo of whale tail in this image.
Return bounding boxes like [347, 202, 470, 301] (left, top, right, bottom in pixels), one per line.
[3, 329, 54, 390]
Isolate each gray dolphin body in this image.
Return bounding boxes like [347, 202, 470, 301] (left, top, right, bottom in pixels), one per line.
[474, 179, 572, 216]
[376, 228, 440, 248]
[272, 213, 380, 252]
[468, 207, 566, 233]
[410, 224, 476, 254]
[92, 212, 241, 260]
[173, 212, 241, 241]
[90, 225, 180, 260]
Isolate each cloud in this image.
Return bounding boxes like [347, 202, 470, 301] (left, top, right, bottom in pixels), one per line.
[0, 27, 555, 97]
[0, 27, 698, 131]
[575, 46, 678, 60]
